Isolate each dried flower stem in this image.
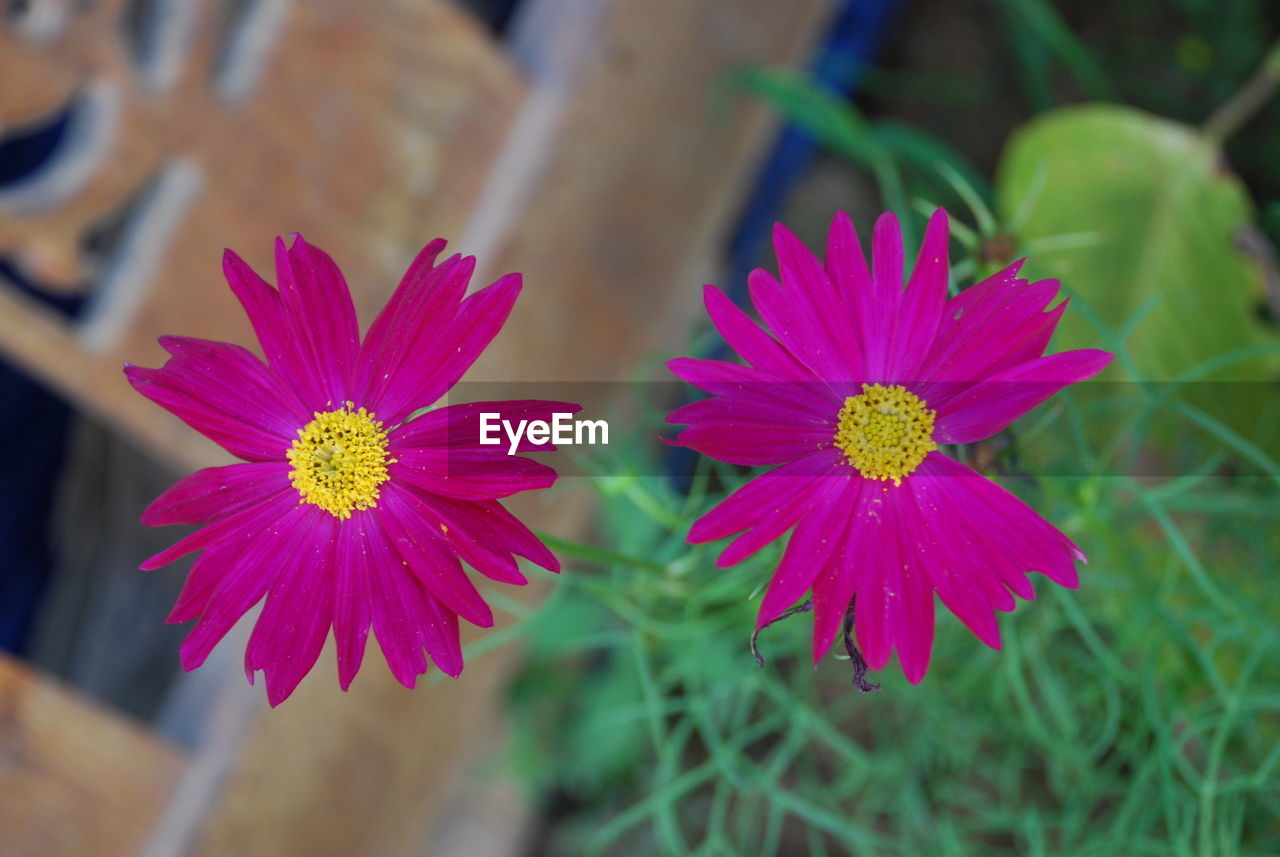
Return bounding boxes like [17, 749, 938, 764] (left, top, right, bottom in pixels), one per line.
[1204, 39, 1280, 143]
[842, 598, 882, 693]
[750, 600, 814, 668]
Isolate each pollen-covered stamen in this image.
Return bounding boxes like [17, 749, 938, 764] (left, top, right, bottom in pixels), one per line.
[288, 403, 393, 519]
[834, 383, 937, 486]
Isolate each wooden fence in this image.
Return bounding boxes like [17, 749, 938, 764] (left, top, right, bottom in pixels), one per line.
[0, 1, 834, 854]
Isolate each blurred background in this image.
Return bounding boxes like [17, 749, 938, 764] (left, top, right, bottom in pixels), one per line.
[0, 1, 1277, 856]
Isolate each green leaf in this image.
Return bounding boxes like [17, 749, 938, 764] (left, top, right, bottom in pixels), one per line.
[558, 649, 652, 792]
[732, 67, 909, 224]
[992, 0, 1116, 106]
[994, 104, 1280, 445]
[868, 121, 992, 202]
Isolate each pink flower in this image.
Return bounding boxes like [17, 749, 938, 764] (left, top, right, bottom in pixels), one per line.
[128, 236, 576, 705]
[667, 210, 1111, 686]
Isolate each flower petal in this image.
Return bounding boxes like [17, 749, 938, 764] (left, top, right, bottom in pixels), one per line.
[889, 208, 950, 380]
[222, 249, 328, 408]
[860, 212, 906, 379]
[333, 514, 373, 691]
[850, 488, 895, 670]
[366, 514, 466, 683]
[702, 284, 816, 380]
[373, 273, 522, 426]
[811, 480, 934, 681]
[391, 448, 557, 500]
[166, 542, 235, 624]
[157, 336, 311, 431]
[352, 248, 471, 412]
[758, 473, 858, 631]
[773, 222, 864, 380]
[891, 533, 936, 685]
[380, 484, 495, 627]
[746, 268, 842, 381]
[419, 594, 464, 679]
[917, 453, 1084, 590]
[667, 356, 769, 387]
[824, 211, 882, 371]
[410, 493, 558, 583]
[245, 505, 337, 705]
[899, 475, 1002, 649]
[688, 451, 841, 566]
[143, 461, 290, 526]
[354, 240, 448, 383]
[275, 235, 361, 405]
[393, 400, 582, 454]
[807, 477, 874, 661]
[668, 395, 834, 466]
[141, 488, 298, 570]
[363, 515, 431, 687]
[177, 501, 311, 671]
[666, 358, 836, 423]
[124, 362, 293, 462]
[916, 265, 1064, 386]
[933, 349, 1113, 443]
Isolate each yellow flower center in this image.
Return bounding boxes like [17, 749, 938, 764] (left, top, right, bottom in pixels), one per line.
[287, 404, 393, 519]
[833, 383, 937, 486]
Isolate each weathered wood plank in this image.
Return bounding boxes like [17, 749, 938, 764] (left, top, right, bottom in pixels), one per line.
[0, 653, 186, 857]
[0, 0, 525, 473]
[26, 417, 190, 723]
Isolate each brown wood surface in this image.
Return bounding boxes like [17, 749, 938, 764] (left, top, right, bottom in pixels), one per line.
[0, 652, 187, 857]
[479, 0, 836, 382]
[27, 418, 191, 723]
[179, 2, 835, 857]
[0, 0, 524, 472]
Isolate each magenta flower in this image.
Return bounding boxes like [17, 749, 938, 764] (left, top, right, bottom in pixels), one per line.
[667, 210, 1111, 685]
[128, 236, 576, 705]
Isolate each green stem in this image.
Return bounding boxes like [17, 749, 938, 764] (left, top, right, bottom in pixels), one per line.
[535, 531, 667, 573]
[1203, 38, 1280, 143]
